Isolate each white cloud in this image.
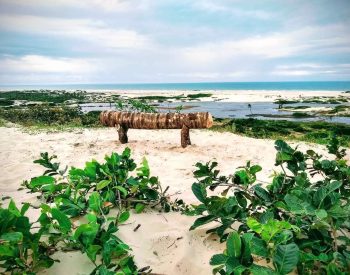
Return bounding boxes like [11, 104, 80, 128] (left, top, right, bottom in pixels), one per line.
[0, 15, 151, 50]
[0, 0, 150, 12]
[272, 63, 350, 77]
[181, 24, 350, 65]
[192, 1, 271, 20]
[0, 55, 93, 73]
[0, 55, 97, 83]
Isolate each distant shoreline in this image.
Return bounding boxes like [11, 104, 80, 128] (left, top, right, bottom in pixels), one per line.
[1, 81, 350, 91]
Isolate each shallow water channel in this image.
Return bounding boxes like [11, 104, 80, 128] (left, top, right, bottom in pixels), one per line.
[79, 101, 350, 124]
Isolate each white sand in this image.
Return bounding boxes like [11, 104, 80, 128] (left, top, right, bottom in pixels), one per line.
[0, 125, 335, 275]
[105, 89, 347, 103]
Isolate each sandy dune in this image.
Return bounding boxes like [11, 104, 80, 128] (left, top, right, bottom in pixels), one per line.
[0, 126, 333, 274]
[110, 89, 347, 103]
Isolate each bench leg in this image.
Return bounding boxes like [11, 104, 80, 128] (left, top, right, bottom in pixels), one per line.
[118, 124, 128, 144]
[181, 125, 190, 148]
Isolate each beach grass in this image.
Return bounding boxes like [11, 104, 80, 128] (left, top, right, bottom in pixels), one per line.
[0, 105, 101, 128]
[211, 118, 350, 147]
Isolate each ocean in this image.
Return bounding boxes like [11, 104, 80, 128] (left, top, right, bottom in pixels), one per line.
[1, 81, 350, 91]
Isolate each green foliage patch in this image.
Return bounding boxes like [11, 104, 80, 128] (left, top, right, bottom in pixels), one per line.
[211, 118, 350, 147]
[0, 105, 101, 127]
[187, 137, 350, 274]
[1, 148, 187, 274]
[0, 90, 87, 104]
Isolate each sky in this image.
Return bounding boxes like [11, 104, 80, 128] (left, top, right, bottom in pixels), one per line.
[0, 0, 350, 84]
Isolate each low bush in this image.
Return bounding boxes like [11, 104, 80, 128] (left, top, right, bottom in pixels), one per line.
[211, 118, 350, 147]
[0, 105, 100, 127]
[0, 90, 86, 103]
[187, 136, 350, 274]
[1, 148, 185, 274]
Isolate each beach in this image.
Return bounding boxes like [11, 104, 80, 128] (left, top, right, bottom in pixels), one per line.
[106, 89, 346, 102]
[0, 123, 339, 274]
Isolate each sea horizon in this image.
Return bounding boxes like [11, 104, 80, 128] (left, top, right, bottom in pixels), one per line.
[1, 81, 350, 91]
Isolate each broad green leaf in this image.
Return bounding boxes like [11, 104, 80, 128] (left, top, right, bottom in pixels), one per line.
[8, 199, 21, 217]
[313, 181, 342, 208]
[315, 209, 328, 219]
[192, 183, 207, 203]
[190, 215, 216, 230]
[74, 223, 99, 247]
[87, 213, 97, 223]
[135, 203, 145, 213]
[89, 192, 101, 212]
[210, 254, 228, 265]
[0, 232, 23, 243]
[30, 175, 55, 188]
[273, 243, 299, 274]
[118, 211, 130, 223]
[51, 208, 72, 233]
[0, 245, 15, 256]
[284, 194, 315, 215]
[250, 264, 277, 275]
[236, 192, 247, 208]
[225, 257, 241, 274]
[115, 186, 128, 197]
[226, 232, 241, 258]
[96, 179, 111, 190]
[86, 244, 101, 262]
[250, 236, 269, 257]
[20, 203, 30, 216]
[143, 188, 159, 200]
[250, 165, 262, 174]
[84, 161, 97, 179]
[137, 157, 150, 177]
[234, 170, 249, 185]
[40, 203, 52, 213]
[254, 186, 271, 202]
[326, 262, 343, 275]
[122, 147, 131, 158]
[247, 218, 262, 233]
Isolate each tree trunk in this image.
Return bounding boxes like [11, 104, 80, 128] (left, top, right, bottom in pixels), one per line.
[181, 124, 191, 148]
[117, 124, 128, 144]
[100, 111, 213, 129]
[100, 111, 213, 148]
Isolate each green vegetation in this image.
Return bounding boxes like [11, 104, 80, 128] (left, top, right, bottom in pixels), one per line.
[0, 99, 14, 106]
[281, 105, 311, 110]
[275, 96, 349, 107]
[211, 118, 350, 147]
[116, 98, 157, 113]
[291, 112, 314, 118]
[0, 90, 87, 103]
[1, 137, 350, 274]
[0, 105, 101, 128]
[134, 93, 212, 102]
[0, 149, 186, 274]
[134, 95, 185, 102]
[187, 93, 212, 99]
[188, 137, 350, 274]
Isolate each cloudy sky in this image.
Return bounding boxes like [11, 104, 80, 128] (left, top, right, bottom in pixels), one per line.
[0, 0, 350, 84]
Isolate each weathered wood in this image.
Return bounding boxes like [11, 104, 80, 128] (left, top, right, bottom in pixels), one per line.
[181, 124, 191, 148]
[100, 111, 213, 129]
[118, 124, 128, 144]
[100, 111, 213, 147]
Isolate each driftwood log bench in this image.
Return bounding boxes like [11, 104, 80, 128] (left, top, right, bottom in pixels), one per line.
[100, 111, 213, 148]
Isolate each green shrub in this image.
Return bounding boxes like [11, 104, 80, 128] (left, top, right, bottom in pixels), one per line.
[0, 105, 100, 127]
[187, 137, 350, 274]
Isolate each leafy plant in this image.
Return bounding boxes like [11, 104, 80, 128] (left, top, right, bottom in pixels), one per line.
[0, 200, 61, 274]
[23, 148, 178, 215]
[4, 147, 176, 274]
[188, 137, 350, 274]
[115, 99, 156, 113]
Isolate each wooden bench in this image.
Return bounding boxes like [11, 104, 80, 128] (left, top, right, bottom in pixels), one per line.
[100, 111, 213, 148]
